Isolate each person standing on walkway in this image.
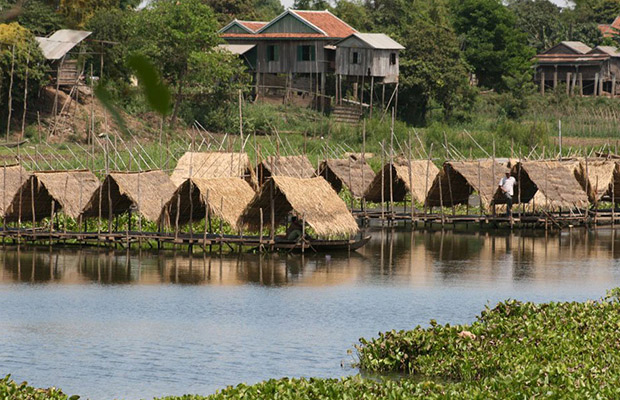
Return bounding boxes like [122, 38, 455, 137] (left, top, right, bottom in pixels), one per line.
[498, 172, 517, 217]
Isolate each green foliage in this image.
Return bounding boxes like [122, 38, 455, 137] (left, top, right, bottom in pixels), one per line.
[507, 0, 563, 53]
[450, 0, 535, 91]
[127, 54, 171, 116]
[355, 290, 620, 397]
[130, 0, 224, 125]
[86, 7, 134, 82]
[0, 375, 76, 400]
[0, 22, 46, 129]
[12, 0, 63, 35]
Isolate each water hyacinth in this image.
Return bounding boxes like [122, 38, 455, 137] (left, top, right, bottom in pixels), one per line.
[7, 290, 620, 399]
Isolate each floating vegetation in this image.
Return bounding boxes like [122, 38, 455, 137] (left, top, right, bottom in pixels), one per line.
[8, 290, 620, 398]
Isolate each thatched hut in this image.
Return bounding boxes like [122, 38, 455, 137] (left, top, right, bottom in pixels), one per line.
[425, 160, 507, 208]
[5, 170, 100, 222]
[257, 155, 315, 184]
[240, 176, 359, 237]
[574, 159, 615, 203]
[364, 159, 439, 203]
[80, 170, 176, 223]
[0, 164, 30, 218]
[160, 177, 256, 229]
[170, 152, 257, 188]
[508, 161, 589, 209]
[317, 157, 375, 198]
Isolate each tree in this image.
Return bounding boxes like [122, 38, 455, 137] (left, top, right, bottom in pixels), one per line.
[86, 7, 134, 82]
[292, 0, 331, 10]
[332, 0, 371, 31]
[364, 0, 472, 123]
[253, 0, 284, 21]
[450, 0, 534, 91]
[507, 0, 563, 53]
[130, 0, 234, 127]
[0, 22, 45, 130]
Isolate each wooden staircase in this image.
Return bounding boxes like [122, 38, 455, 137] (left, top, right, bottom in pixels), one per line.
[332, 104, 362, 125]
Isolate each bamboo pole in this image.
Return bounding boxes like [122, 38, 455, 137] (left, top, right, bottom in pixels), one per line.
[20, 50, 30, 139]
[6, 45, 15, 141]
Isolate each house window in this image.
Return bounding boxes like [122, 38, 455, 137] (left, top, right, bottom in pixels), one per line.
[267, 45, 279, 62]
[297, 45, 315, 61]
[352, 51, 360, 64]
[390, 52, 397, 65]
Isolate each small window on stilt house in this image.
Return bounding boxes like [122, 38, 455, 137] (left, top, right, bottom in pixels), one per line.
[390, 52, 397, 65]
[267, 45, 279, 62]
[297, 45, 315, 61]
[352, 51, 360, 64]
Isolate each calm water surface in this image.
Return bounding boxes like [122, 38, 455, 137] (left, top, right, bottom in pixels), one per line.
[2, 228, 620, 399]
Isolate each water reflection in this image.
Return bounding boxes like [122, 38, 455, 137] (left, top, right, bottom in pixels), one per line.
[4, 228, 620, 400]
[2, 228, 620, 287]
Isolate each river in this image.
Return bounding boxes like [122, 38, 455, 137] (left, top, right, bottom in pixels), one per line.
[1, 227, 620, 399]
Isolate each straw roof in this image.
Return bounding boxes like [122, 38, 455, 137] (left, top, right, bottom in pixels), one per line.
[364, 159, 439, 203]
[574, 159, 615, 203]
[0, 164, 30, 217]
[509, 161, 588, 209]
[240, 176, 359, 237]
[80, 170, 176, 222]
[170, 152, 257, 188]
[5, 170, 100, 222]
[258, 155, 315, 184]
[426, 160, 507, 208]
[160, 177, 255, 229]
[318, 157, 375, 198]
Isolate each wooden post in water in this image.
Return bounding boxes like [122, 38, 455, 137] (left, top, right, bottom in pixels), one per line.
[389, 109, 395, 221]
[270, 179, 275, 252]
[259, 208, 263, 253]
[207, 189, 209, 253]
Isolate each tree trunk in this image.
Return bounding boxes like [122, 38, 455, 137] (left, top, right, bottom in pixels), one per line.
[170, 75, 184, 129]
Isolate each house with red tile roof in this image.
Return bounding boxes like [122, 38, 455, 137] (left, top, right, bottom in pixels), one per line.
[598, 16, 620, 38]
[218, 9, 403, 112]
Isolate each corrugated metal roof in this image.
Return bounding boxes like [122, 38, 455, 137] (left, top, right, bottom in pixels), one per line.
[35, 38, 77, 60]
[217, 44, 256, 54]
[560, 41, 592, 54]
[536, 53, 609, 65]
[48, 29, 91, 44]
[339, 33, 404, 50]
[36, 29, 92, 60]
[590, 45, 620, 57]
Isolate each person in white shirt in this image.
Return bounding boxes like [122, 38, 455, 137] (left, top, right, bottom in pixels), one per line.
[498, 172, 516, 217]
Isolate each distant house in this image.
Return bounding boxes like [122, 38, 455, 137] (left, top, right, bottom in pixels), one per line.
[534, 41, 620, 96]
[36, 29, 92, 86]
[599, 16, 620, 38]
[219, 9, 404, 114]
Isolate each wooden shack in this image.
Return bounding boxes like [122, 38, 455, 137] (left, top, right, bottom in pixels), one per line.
[534, 41, 620, 96]
[36, 29, 92, 86]
[335, 33, 403, 84]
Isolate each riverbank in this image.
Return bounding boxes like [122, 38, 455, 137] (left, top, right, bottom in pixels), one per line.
[5, 288, 620, 399]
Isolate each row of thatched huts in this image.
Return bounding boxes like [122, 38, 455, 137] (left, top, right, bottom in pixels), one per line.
[0, 152, 618, 238]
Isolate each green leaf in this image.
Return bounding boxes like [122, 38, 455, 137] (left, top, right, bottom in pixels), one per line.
[127, 54, 171, 116]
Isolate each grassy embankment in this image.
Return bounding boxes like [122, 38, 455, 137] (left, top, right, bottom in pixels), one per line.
[5, 288, 620, 399]
[8, 91, 620, 175]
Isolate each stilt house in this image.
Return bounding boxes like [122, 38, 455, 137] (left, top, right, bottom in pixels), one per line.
[219, 10, 403, 114]
[534, 41, 620, 96]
